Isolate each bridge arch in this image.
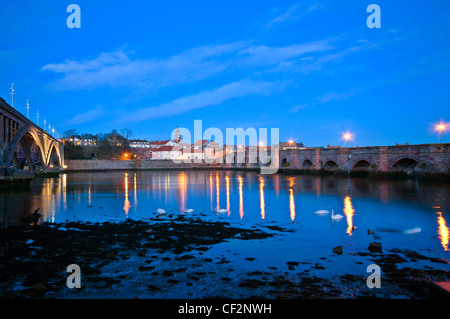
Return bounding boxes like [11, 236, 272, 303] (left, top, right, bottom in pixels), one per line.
[391, 157, 419, 172]
[3, 125, 62, 172]
[352, 159, 371, 171]
[302, 159, 313, 169]
[323, 160, 338, 171]
[281, 157, 289, 167]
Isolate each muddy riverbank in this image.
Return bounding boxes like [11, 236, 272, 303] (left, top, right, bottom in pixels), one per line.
[1, 212, 449, 299]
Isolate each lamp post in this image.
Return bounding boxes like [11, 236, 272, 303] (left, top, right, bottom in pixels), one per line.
[10, 83, 15, 108]
[343, 132, 352, 147]
[436, 123, 446, 144]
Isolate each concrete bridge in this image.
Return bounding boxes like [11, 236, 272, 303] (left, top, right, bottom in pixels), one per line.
[279, 143, 450, 175]
[0, 97, 64, 175]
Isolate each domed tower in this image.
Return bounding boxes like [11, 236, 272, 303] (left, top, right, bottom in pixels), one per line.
[174, 125, 181, 143]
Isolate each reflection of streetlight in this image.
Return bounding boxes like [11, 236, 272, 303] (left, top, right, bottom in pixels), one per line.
[435, 122, 447, 143]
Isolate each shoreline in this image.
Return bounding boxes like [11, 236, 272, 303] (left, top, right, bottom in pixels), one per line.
[1, 215, 449, 299]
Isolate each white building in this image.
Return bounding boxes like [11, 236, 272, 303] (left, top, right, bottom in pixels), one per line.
[151, 146, 182, 160]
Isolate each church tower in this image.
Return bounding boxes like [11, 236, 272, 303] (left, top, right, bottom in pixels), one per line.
[174, 125, 181, 143]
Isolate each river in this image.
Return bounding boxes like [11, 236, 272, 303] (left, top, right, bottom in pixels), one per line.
[1, 170, 449, 281]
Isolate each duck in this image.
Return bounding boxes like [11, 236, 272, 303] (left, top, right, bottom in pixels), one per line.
[331, 209, 344, 221]
[314, 209, 330, 216]
[157, 208, 166, 215]
[367, 229, 375, 235]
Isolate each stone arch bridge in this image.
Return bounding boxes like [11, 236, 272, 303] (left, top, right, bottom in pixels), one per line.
[0, 97, 64, 174]
[279, 144, 450, 175]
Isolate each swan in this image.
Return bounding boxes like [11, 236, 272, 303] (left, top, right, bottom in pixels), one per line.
[331, 209, 344, 221]
[314, 209, 330, 216]
[185, 209, 194, 213]
[217, 208, 227, 214]
[403, 226, 422, 234]
[157, 208, 166, 215]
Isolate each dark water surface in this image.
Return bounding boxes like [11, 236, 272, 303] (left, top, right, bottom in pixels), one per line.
[1, 170, 449, 277]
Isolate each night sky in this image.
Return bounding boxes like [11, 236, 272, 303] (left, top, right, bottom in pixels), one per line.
[1, 0, 449, 146]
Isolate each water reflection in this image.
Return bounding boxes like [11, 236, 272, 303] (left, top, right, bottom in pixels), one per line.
[289, 188, 295, 222]
[216, 172, 220, 211]
[226, 175, 231, 215]
[179, 172, 187, 212]
[259, 176, 265, 220]
[437, 212, 449, 251]
[134, 173, 138, 211]
[123, 173, 130, 217]
[1, 170, 450, 260]
[344, 196, 355, 236]
[238, 175, 244, 219]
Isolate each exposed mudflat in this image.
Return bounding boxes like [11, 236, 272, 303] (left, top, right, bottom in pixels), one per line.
[1, 214, 449, 299]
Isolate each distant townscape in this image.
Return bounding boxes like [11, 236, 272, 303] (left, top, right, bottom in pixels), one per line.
[61, 126, 306, 161]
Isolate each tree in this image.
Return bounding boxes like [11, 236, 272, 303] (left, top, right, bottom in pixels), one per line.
[63, 129, 79, 138]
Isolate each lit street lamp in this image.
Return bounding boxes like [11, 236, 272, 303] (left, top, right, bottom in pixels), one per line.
[343, 132, 352, 147]
[435, 122, 447, 144]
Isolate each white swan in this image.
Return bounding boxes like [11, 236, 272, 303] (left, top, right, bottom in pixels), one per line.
[331, 209, 344, 221]
[314, 209, 330, 216]
[157, 208, 166, 215]
[217, 208, 227, 214]
[403, 226, 422, 234]
[185, 209, 194, 213]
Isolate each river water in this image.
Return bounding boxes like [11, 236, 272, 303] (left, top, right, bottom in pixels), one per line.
[1, 170, 449, 278]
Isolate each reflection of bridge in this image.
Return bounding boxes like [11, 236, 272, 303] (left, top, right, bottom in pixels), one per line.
[0, 97, 64, 174]
[279, 144, 450, 175]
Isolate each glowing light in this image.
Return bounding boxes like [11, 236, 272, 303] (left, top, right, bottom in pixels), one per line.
[435, 121, 448, 143]
[437, 212, 449, 251]
[123, 173, 130, 217]
[216, 172, 220, 211]
[289, 188, 295, 222]
[435, 123, 446, 132]
[238, 175, 244, 219]
[344, 196, 355, 236]
[288, 139, 294, 144]
[180, 172, 187, 212]
[342, 132, 352, 146]
[259, 176, 265, 220]
[225, 175, 230, 215]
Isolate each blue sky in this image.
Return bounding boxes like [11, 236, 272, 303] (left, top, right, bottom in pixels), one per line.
[1, 0, 449, 146]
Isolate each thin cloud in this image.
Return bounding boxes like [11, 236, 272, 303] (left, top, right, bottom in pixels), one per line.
[267, 3, 321, 26]
[41, 39, 337, 91]
[64, 105, 106, 126]
[118, 79, 286, 123]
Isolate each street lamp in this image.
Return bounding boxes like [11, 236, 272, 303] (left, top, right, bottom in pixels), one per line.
[343, 132, 352, 147]
[435, 122, 447, 143]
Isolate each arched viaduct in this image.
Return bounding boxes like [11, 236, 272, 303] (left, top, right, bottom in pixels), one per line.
[0, 97, 64, 174]
[279, 144, 450, 175]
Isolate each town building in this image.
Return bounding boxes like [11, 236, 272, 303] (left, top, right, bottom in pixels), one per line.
[280, 141, 306, 150]
[129, 139, 150, 149]
[62, 134, 98, 147]
[151, 145, 182, 160]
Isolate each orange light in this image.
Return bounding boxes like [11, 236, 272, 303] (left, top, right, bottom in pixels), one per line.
[343, 132, 352, 141]
[288, 139, 294, 144]
[436, 123, 447, 132]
